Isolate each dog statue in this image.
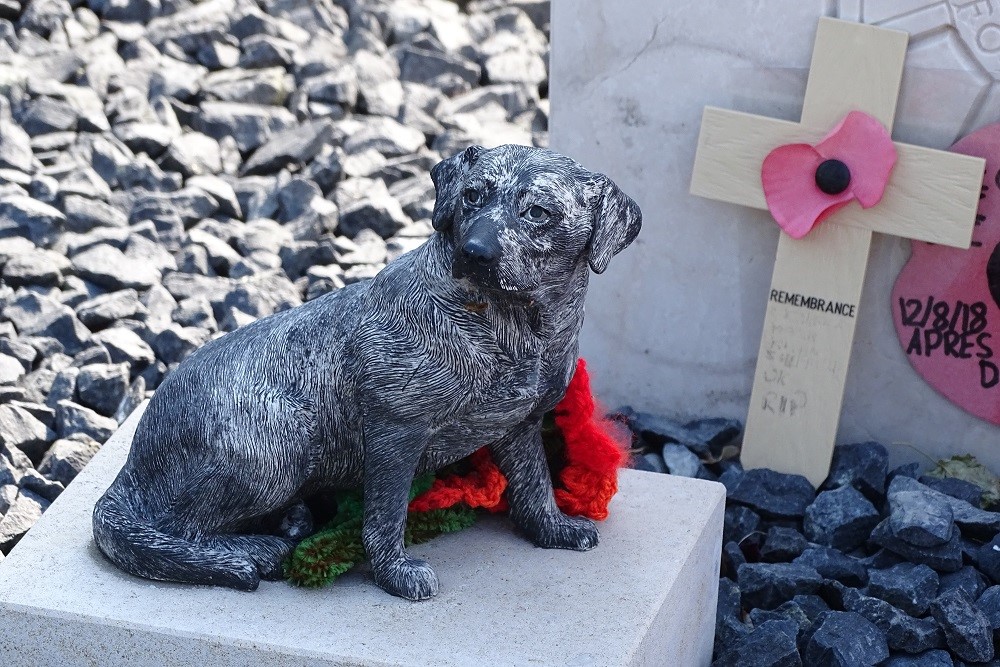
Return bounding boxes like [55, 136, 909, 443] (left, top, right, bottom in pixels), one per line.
[93, 144, 642, 600]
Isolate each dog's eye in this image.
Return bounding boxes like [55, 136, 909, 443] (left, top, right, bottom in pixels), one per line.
[523, 205, 551, 223]
[463, 189, 482, 206]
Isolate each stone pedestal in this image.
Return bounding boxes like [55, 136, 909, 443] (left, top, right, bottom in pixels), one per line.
[550, 0, 1000, 467]
[0, 404, 726, 666]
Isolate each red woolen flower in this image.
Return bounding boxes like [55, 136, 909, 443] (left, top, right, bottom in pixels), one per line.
[408, 359, 630, 520]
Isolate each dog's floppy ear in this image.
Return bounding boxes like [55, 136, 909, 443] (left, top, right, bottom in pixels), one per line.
[587, 173, 642, 274]
[430, 145, 484, 231]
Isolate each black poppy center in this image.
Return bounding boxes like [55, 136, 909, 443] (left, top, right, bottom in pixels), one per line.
[815, 159, 851, 195]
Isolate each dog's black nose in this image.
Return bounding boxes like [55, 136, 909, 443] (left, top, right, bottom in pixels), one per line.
[461, 238, 499, 266]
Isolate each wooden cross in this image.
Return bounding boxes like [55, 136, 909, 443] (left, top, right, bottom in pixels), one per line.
[689, 18, 986, 486]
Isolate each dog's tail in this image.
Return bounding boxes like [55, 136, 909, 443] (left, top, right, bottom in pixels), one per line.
[93, 481, 269, 592]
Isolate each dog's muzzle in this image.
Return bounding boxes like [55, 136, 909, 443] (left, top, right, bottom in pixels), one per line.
[452, 236, 501, 281]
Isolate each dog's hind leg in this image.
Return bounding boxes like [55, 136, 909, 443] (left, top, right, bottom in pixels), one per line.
[150, 427, 315, 585]
[201, 501, 312, 581]
[158, 474, 306, 584]
[201, 534, 297, 581]
[360, 420, 439, 601]
[93, 487, 263, 591]
[489, 419, 599, 551]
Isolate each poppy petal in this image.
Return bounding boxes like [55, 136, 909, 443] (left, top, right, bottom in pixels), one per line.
[816, 110, 897, 208]
[762, 143, 854, 239]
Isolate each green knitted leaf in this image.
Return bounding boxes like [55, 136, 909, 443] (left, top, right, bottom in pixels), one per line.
[409, 473, 435, 501]
[285, 475, 477, 588]
[405, 507, 477, 545]
[284, 518, 366, 588]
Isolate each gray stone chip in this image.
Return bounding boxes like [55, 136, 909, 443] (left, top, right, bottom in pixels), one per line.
[738, 562, 822, 611]
[1, 248, 71, 287]
[71, 243, 162, 290]
[803, 485, 880, 551]
[0, 354, 25, 385]
[889, 474, 1000, 539]
[76, 363, 130, 417]
[0, 405, 55, 462]
[396, 44, 482, 96]
[802, 611, 889, 667]
[888, 487, 955, 548]
[55, 400, 118, 443]
[930, 588, 995, 663]
[76, 289, 148, 330]
[240, 119, 335, 175]
[0, 121, 34, 172]
[0, 195, 65, 246]
[866, 562, 940, 617]
[194, 101, 297, 153]
[0, 489, 48, 553]
[728, 468, 816, 520]
[38, 435, 101, 487]
[92, 327, 156, 368]
[62, 195, 129, 233]
[20, 97, 77, 136]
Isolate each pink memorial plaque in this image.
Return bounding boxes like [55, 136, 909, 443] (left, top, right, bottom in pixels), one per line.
[892, 123, 1000, 425]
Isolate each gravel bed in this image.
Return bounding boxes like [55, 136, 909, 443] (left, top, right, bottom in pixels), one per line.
[627, 410, 1000, 666]
[0, 0, 549, 556]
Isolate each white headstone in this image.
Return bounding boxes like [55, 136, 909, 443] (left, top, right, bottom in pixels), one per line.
[551, 0, 1000, 467]
[0, 405, 726, 666]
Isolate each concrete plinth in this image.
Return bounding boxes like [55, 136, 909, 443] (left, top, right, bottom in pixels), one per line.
[0, 404, 726, 666]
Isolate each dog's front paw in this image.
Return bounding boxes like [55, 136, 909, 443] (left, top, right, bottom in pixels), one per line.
[373, 556, 440, 601]
[528, 513, 599, 551]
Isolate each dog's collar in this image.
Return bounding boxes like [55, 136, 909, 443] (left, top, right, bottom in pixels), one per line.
[461, 295, 538, 313]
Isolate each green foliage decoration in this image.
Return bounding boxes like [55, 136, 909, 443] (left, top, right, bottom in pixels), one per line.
[285, 474, 477, 588]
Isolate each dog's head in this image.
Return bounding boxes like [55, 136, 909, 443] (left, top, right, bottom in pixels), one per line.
[430, 145, 642, 294]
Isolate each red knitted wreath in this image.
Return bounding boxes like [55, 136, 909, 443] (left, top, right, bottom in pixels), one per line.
[407, 359, 630, 520]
